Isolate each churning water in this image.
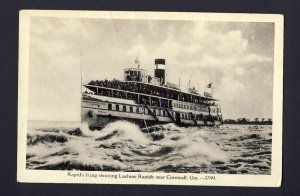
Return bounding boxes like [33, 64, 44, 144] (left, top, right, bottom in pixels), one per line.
[26, 121, 272, 174]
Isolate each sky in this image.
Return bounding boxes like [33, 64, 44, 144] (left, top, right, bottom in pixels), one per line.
[28, 17, 274, 121]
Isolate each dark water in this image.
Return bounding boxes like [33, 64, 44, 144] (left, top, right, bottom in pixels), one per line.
[26, 121, 272, 174]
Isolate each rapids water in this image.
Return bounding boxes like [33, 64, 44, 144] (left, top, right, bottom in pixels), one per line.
[26, 121, 272, 174]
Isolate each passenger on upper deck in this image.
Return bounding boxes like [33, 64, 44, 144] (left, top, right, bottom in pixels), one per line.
[87, 79, 214, 107]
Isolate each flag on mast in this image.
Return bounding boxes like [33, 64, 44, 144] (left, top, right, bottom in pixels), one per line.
[135, 56, 139, 64]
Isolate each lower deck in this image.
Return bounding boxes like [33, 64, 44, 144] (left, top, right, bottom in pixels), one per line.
[81, 96, 222, 130]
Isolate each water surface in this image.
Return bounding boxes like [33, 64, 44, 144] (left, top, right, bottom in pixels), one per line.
[26, 121, 272, 174]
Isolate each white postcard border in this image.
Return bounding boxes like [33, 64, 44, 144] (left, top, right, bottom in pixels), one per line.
[17, 10, 283, 187]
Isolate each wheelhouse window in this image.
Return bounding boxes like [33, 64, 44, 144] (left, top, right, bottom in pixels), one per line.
[116, 105, 119, 111]
[130, 106, 133, 113]
[108, 103, 112, 110]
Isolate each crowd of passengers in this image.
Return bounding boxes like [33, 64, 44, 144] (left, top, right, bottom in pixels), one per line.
[87, 79, 216, 106]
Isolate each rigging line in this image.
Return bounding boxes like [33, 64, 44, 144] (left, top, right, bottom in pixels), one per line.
[185, 72, 195, 92]
[109, 12, 122, 44]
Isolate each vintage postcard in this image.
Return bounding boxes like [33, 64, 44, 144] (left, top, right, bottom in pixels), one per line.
[18, 10, 283, 186]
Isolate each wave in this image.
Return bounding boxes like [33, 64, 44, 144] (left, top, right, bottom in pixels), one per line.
[27, 132, 68, 145]
[26, 121, 271, 174]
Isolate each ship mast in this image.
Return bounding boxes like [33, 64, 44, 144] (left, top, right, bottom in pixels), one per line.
[135, 53, 140, 68]
[80, 51, 83, 93]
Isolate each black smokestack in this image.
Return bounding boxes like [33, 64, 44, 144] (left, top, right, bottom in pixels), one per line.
[155, 59, 165, 65]
[154, 58, 166, 85]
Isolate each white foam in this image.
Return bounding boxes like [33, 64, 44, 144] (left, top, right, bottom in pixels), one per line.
[80, 121, 151, 144]
[29, 122, 273, 173]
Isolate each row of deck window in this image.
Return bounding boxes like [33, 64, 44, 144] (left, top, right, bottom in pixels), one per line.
[106, 103, 170, 117]
[179, 113, 207, 120]
[103, 103, 205, 120]
[173, 102, 209, 112]
[107, 103, 134, 113]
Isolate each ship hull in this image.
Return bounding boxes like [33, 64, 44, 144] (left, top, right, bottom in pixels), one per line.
[82, 112, 169, 130]
[81, 101, 219, 130]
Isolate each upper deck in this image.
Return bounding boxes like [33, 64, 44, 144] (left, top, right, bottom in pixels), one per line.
[85, 79, 219, 107]
[84, 58, 220, 109]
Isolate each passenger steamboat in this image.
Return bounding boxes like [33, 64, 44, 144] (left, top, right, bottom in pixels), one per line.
[81, 58, 223, 130]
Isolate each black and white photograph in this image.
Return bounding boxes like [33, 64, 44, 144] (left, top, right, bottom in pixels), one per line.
[18, 10, 283, 186]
